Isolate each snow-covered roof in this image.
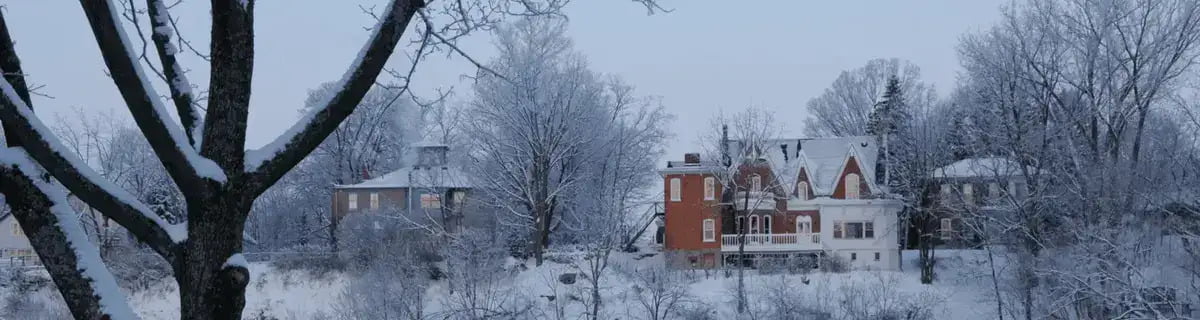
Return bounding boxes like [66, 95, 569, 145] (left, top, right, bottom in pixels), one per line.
[335, 165, 472, 189]
[748, 136, 878, 196]
[933, 157, 1028, 179]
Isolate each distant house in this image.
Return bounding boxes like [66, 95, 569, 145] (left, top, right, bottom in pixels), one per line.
[915, 157, 1031, 248]
[659, 136, 903, 270]
[0, 213, 37, 266]
[331, 143, 474, 235]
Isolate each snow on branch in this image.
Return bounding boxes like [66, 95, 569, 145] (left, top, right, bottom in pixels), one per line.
[0, 150, 138, 320]
[79, 0, 226, 185]
[146, 0, 204, 149]
[244, 0, 422, 192]
[0, 73, 185, 256]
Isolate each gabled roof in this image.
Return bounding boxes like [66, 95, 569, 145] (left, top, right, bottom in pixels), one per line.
[335, 166, 472, 189]
[933, 157, 1028, 179]
[754, 136, 879, 196]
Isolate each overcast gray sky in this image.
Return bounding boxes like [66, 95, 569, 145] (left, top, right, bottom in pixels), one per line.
[5, 0, 1003, 164]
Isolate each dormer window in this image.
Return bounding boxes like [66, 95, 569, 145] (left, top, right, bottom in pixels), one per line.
[797, 181, 809, 200]
[751, 175, 762, 192]
[844, 173, 861, 199]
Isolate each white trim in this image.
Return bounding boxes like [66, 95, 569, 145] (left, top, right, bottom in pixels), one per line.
[702, 219, 715, 242]
[669, 178, 681, 202]
[704, 177, 715, 200]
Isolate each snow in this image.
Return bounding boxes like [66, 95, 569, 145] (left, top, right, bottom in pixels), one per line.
[334, 165, 473, 189]
[0, 74, 188, 243]
[0, 149, 138, 319]
[101, 0, 226, 182]
[243, 2, 390, 173]
[223, 254, 248, 269]
[149, 0, 204, 151]
[933, 157, 1029, 178]
[755, 136, 878, 196]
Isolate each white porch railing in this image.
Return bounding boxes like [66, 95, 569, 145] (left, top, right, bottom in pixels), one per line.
[721, 233, 821, 252]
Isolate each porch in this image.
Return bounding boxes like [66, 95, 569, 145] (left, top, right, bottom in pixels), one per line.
[720, 233, 822, 252]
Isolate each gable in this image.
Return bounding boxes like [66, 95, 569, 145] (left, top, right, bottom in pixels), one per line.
[831, 155, 871, 199]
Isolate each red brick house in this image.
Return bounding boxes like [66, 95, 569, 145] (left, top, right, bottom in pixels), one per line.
[659, 136, 903, 270]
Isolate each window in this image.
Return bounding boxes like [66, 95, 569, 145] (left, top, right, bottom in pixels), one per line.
[749, 215, 759, 234]
[369, 192, 380, 210]
[988, 182, 1000, 201]
[940, 184, 951, 196]
[874, 252, 881, 261]
[797, 181, 809, 200]
[420, 194, 442, 209]
[702, 219, 715, 242]
[844, 173, 861, 199]
[751, 175, 762, 192]
[796, 216, 812, 234]
[940, 218, 952, 240]
[670, 178, 681, 202]
[704, 177, 715, 200]
[348, 192, 358, 210]
[850, 252, 857, 261]
[833, 221, 874, 239]
[962, 183, 974, 205]
[11, 222, 21, 237]
[763, 215, 772, 234]
[453, 191, 467, 207]
[735, 216, 745, 234]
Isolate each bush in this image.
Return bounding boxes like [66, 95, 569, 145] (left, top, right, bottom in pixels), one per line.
[105, 245, 172, 292]
[268, 253, 345, 279]
[819, 254, 850, 273]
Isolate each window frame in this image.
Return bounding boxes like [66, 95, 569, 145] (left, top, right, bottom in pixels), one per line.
[348, 192, 359, 210]
[962, 183, 974, 205]
[749, 215, 759, 234]
[703, 177, 715, 200]
[940, 218, 952, 240]
[833, 221, 874, 239]
[750, 175, 762, 192]
[702, 219, 716, 242]
[796, 216, 812, 234]
[874, 252, 881, 261]
[670, 178, 682, 202]
[845, 173, 861, 199]
[797, 181, 809, 200]
[762, 215, 772, 234]
[369, 192, 380, 210]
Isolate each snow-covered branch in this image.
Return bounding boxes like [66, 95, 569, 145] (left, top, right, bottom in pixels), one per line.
[244, 0, 423, 194]
[145, 0, 204, 149]
[0, 150, 137, 320]
[78, 0, 226, 189]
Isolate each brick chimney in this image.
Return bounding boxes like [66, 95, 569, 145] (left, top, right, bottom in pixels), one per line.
[684, 153, 701, 164]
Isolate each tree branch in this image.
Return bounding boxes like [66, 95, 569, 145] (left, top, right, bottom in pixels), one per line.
[79, 0, 226, 192]
[244, 0, 425, 194]
[0, 8, 181, 262]
[146, 0, 204, 149]
[199, 0, 255, 173]
[0, 161, 138, 320]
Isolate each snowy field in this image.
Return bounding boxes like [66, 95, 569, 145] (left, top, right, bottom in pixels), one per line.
[0, 249, 1007, 319]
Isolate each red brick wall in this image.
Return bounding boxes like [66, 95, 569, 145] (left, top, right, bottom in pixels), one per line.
[831, 156, 870, 199]
[663, 173, 722, 251]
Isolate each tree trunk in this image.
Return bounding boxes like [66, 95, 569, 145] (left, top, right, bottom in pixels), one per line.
[177, 199, 252, 320]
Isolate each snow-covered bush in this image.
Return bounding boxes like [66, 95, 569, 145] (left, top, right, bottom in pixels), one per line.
[105, 244, 172, 292]
[332, 261, 429, 320]
[834, 273, 941, 320]
[441, 228, 535, 319]
[622, 266, 693, 320]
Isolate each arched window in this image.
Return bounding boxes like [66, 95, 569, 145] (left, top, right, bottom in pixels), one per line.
[796, 215, 813, 234]
[797, 181, 809, 200]
[763, 215, 772, 234]
[844, 173, 861, 199]
[749, 215, 759, 234]
[735, 216, 745, 234]
[704, 177, 716, 200]
[751, 175, 762, 192]
[669, 178, 681, 202]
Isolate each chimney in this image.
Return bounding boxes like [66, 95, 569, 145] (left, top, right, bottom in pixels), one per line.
[780, 144, 789, 161]
[684, 153, 701, 164]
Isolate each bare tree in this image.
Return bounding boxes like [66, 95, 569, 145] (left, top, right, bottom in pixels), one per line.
[804, 58, 936, 137]
[0, 1, 663, 318]
[701, 107, 784, 314]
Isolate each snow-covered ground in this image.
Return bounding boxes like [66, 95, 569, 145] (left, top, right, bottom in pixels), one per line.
[2, 249, 1005, 319]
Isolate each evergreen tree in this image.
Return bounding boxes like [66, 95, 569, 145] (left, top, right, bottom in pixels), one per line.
[868, 76, 912, 188]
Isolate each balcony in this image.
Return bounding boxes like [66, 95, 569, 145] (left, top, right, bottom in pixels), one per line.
[721, 233, 822, 252]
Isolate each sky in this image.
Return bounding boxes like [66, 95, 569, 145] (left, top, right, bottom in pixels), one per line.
[4, 0, 1004, 166]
